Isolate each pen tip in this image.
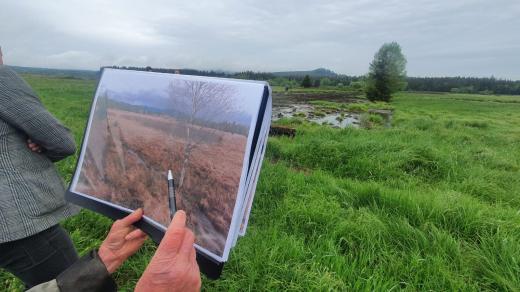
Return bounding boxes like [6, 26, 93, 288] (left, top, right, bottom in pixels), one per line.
[168, 170, 173, 180]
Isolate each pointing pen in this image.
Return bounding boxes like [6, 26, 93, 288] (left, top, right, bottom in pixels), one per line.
[167, 169, 176, 220]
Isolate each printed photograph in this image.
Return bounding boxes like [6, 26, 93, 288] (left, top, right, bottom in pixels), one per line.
[72, 69, 264, 258]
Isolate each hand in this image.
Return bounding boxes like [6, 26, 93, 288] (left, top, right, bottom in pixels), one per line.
[98, 208, 148, 274]
[135, 210, 201, 292]
[27, 139, 42, 153]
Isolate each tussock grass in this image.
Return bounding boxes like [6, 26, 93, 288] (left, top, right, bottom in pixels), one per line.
[1, 78, 519, 291]
[309, 100, 394, 113]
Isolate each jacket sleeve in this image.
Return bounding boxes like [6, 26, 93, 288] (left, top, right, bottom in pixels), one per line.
[26, 250, 117, 292]
[26, 279, 60, 292]
[55, 250, 117, 292]
[0, 68, 76, 162]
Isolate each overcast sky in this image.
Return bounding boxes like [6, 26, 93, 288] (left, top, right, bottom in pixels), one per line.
[1, 0, 519, 79]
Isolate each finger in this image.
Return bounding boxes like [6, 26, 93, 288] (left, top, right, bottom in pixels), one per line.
[154, 211, 187, 255]
[125, 229, 147, 240]
[122, 235, 148, 259]
[170, 210, 186, 230]
[189, 245, 197, 263]
[128, 234, 148, 250]
[177, 229, 195, 262]
[117, 208, 144, 227]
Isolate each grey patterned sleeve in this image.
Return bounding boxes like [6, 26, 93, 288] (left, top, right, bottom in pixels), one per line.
[0, 66, 76, 162]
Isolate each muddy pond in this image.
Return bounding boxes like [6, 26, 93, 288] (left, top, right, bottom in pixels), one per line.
[272, 103, 361, 128]
[271, 91, 364, 128]
[271, 91, 393, 128]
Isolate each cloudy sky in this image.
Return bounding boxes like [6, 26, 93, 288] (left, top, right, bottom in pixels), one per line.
[1, 0, 519, 79]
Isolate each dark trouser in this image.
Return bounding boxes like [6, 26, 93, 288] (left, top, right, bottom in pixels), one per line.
[0, 225, 78, 288]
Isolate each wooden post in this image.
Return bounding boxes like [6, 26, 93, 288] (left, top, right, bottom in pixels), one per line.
[0, 46, 3, 65]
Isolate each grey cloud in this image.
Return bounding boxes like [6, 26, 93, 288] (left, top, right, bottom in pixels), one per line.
[1, 0, 518, 79]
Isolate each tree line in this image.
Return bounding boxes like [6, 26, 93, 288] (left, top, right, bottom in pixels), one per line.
[106, 64, 520, 97]
[406, 76, 520, 95]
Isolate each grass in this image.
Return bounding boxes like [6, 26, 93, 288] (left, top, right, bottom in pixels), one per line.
[2, 76, 520, 291]
[309, 100, 394, 113]
[272, 86, 356, 95]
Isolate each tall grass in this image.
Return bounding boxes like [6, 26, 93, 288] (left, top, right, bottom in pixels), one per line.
[1, 77, 519, 291]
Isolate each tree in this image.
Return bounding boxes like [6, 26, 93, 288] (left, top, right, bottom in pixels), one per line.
[301, 75, 312, 88]
[168, 80, 235, 189]
[365, 42, 407, 102]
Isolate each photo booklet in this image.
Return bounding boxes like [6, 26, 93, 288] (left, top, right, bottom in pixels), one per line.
[66, 68, 272, 279]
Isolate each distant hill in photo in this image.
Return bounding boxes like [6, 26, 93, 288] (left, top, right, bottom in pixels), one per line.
[103, 89, 252, 127]
[272, 68, 338, 78]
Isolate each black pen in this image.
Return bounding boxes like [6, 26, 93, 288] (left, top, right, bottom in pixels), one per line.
[167, 169, 176, 220]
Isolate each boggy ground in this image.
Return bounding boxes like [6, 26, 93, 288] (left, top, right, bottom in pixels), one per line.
[2, 75, 519, 291]
[75, 108, 247, 256]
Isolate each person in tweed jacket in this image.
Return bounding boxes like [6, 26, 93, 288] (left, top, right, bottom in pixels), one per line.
[0, 63, 80, 288]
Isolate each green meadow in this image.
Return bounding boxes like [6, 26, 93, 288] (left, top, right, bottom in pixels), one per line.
[1, 75, 519, 291]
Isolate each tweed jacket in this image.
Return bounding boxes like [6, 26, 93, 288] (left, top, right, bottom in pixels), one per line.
[0, 66, 79, 243]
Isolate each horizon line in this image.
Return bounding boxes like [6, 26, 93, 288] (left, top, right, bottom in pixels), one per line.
[6, 64, 519, 81]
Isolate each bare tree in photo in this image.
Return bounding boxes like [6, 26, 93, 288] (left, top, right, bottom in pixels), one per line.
[168, 79, 236, 189]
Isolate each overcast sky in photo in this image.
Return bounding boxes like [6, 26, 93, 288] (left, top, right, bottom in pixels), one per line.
[99, 69, 264, 114]
[1, 0, 519, 79]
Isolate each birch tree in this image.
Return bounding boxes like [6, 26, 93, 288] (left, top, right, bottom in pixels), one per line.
[168, 79, 236, 188]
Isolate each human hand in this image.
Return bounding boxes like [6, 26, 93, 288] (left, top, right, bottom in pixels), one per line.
[27, 139, 42, 153]
[98, 208, 148, 274]
[135, 210, 201, 292]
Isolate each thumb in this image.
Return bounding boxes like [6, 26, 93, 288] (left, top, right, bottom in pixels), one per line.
[154, 211, 188, 257]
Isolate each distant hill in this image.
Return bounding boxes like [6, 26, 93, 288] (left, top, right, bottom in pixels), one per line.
[8, 65, 99, 80]
[272, 68, 338, 78]
[8, 65, 338, 80]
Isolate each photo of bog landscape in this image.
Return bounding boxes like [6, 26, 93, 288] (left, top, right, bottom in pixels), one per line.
[72, 69, 260, 257]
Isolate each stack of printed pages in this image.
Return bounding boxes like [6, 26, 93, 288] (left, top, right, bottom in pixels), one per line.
[66, 68, 272, 278]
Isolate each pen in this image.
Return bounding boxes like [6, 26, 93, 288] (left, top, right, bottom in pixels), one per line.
[167, 169, 176, 220]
